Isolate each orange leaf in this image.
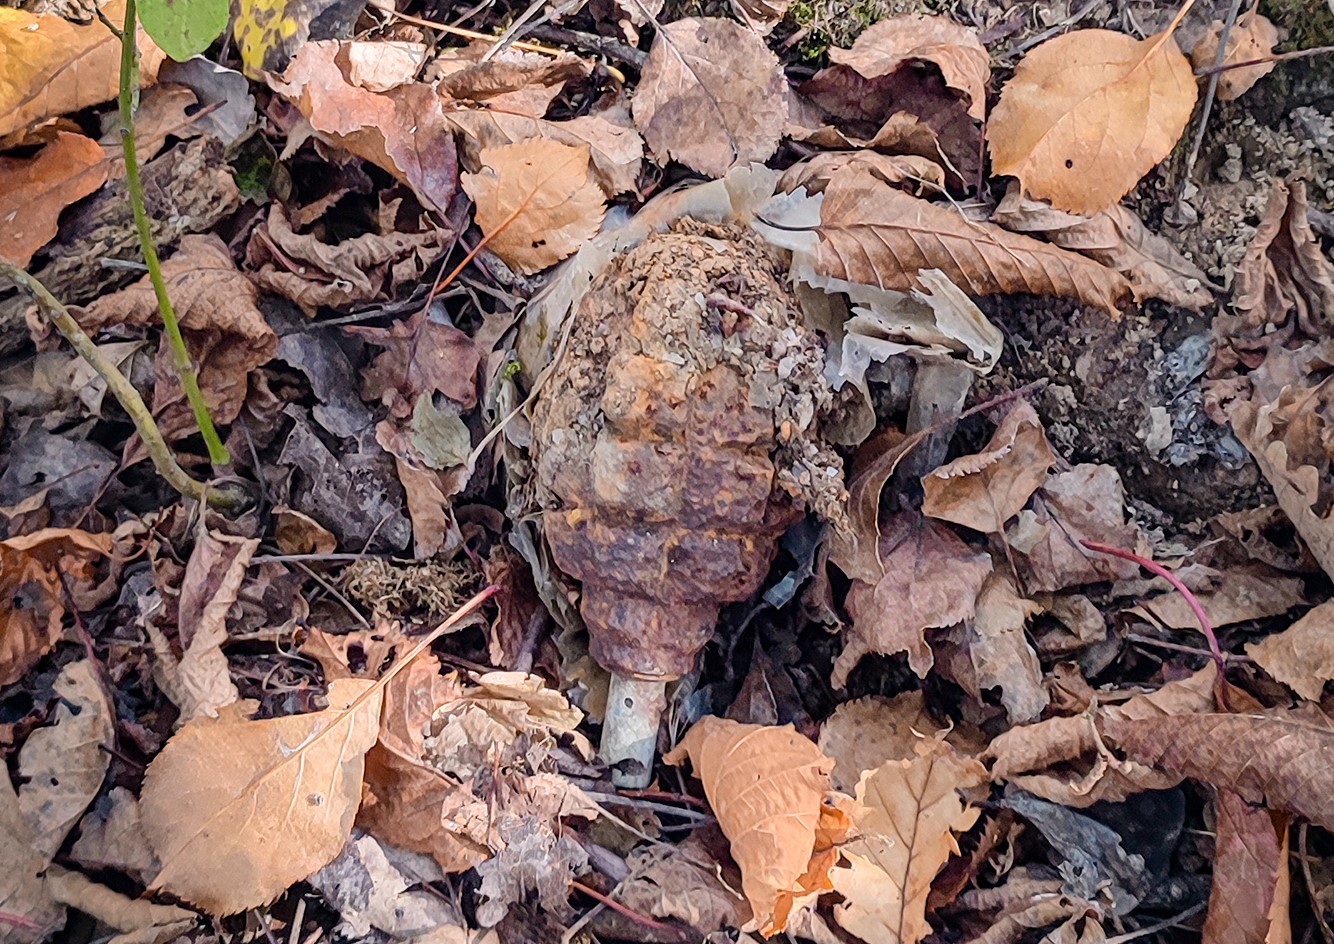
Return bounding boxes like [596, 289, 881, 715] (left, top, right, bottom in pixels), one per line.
[664, 716, 843, 936]
[1203, 792, 1289, 944]
[0, 132, 107, 267]
[988, 27, 1198, 215]
[461, 139, 606, 275]
[1190, 13, 1279, 102]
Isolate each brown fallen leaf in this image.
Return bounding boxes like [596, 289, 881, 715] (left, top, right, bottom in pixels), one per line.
[922, 400, 1056, 534]
[1203, 793, 1289, 944]
[1004, 464, 1143, 593]
[816, 171, 1132, 316]
[433, 43, 592, 119]
[1, 766, 64, 941]
[140, 678, 384, 914]
[988, 24, 1197, 215]
[78, 234, 279, 450]
[779, 151, 946, 197]
[1190, 13, 1280, 102]
[819, 692, 937, 794]
[830, 738, 987, 944]
[990, 186, 1214, 311]
[1100, 710, 1334, 831]
[270, 41, 458, 214]
[273, 506, 337, 556]
[618, 835, 751, 934]
[0, 528, 114, 688]
[1210, 180, 1334, 382]
[446, 103, 644, 197]
[631, 17, 787, 178]
[825, 14, 989, 121]
[70, 788, 159, 883]
[16, 660, 114, 860]
[986, 665, 1216, 807]
[1229, 380, 1334, 580]
[246, 201, 452, 316]
[1126, 562, 1305, 631]
[0, 132, 107, 267]
[835, 510, 992, 686]
[664, 716, 847, 936]
[151, 530, 256, 722]
[460, 139, 606, 275]
[967, 570, 1047, 724]
[1247, 600, 1334, 701]
[0, 0, 165, 140]
[731, 0, 791, 35]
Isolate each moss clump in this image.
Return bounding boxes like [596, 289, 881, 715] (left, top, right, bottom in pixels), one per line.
[784, 0, 940, 60]
[342, 558, 479, 620]
[1261, 0, 1334, 49]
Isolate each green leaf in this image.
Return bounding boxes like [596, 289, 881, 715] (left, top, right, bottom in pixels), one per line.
[137, 0, 228, 61]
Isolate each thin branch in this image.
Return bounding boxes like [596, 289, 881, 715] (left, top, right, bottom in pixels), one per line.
[0, 261, 248, 512]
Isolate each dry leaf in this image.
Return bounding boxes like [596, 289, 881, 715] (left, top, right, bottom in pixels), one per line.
[271, 41, 458, 214]
[78, 234, 279, 449]
[17, 660, 114, 860]
[835, 510, 992, 687]
[461, 139, 606, 275]
[819, 692, 937, 793]
[826, 14, 989, 120]
[0, 528, 114, 687]
[70, 788, 159, 883]
[631, 17, 786, 178]
[968, 571, 1047, 724]
[730, 0, 790, 35]
[0, 132, 107, 267]
[446, 104, 644, 197]
[1190, 14, 1279, 101]
[618, 835, 751, 934]
[433, 42, 592, 118]
[1100, 710, 1334, 831]
[664, 716, 844, 935]
[140, 678, 384, 914]
[779, 151, 946, 196]
[1004, 464, 1142, 592]
[1229, 383, 1334, 581]
[830, 739, 987, 944]
[988, 27, 1197, 215]
[273, 507, 337, 556]
[1203, 792, 1289, 944]
[1127, 563, 1305, 631]
[922, 400, 1056, 534]
[816, 171, 1132, 316]
[0, 772, 64, 942]
[45, 866, 197, 943]
[986, 665, 1216, 807]
[990, 186, 1214, 311]
[0, 0, 165, 140]
[1248, 600, 1334, 701]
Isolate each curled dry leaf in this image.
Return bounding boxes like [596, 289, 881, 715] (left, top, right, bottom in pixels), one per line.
[986, 665, 1216, 807]
[78, 234, 279, 450]
[967, 571, 1047, 724]
[0, 528, 114, 688]
[1126, 563, 1305, 631]
[0, 0, 165, 139]
[1247, 600, 1334, 701]
[837, 510, 992, 686]
[618, 835, 751, 934]
[1229, 381, 1334, 581]
[140, 678, 384, 914]
[0, 132, 107, 267]
[922, 400, 1056, 534]
[988, 26, 1197, 215]
[1190, 14, 1279, 102]
[830, 739, 987, 944]
[1099, 710, 1334, 831]
[461, 139, 606, 275]
[664, 716, 847, 935]
[816, 171, 1132, 316]
[990, 187, 1214, 311]
[826, 14, 989, 120]
[270, 41, 458, 214]
[1203, 792, 1289, 944]
[779, 151, 946, 197]
[631, 17, 787, 178]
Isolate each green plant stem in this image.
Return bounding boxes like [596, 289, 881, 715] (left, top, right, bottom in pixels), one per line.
[118, 0, 230, 466]
[0, 262, 247, 512]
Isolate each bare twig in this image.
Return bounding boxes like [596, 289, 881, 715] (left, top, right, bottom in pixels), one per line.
[0, 261, 249, 512]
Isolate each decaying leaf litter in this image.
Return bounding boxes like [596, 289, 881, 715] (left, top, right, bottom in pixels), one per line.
[1, 0, 1334, 940]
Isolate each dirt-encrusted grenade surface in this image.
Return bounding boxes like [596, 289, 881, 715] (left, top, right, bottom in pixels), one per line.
[532, 220, 845, 680]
